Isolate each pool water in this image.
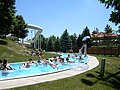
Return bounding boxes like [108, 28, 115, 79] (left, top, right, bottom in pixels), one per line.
[0, 53, 89, 80]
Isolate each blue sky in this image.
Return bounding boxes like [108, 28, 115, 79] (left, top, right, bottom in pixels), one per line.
[15, 0, 118, 39]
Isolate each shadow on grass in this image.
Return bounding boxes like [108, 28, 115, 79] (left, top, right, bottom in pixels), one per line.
[0, 39, 8, 45]
[81, 68, 120, 89]
[81, 79, 94, 86]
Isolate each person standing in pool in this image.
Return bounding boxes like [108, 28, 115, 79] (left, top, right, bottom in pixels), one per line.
[1, 59, 13, 70]
[0, 59, 3, 70]
[79, 36, 90, 57]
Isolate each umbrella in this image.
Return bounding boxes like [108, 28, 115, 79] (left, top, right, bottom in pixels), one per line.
[82, 36, 90, 41]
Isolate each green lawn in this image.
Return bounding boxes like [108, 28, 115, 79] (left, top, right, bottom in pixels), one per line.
[11, 55, 120, 90]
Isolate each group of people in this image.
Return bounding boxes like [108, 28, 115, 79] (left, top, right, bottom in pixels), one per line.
[20, 52, 85, 69]
[37, 53, 84, 68]
[0, 59, 13, 71]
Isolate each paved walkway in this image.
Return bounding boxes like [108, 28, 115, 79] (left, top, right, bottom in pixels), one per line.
[0, 56, 99, 90]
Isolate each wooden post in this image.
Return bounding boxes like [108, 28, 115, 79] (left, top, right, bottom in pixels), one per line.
[100, 58, 106, 77]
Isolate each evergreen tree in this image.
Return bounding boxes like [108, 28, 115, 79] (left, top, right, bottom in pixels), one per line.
[41, 34, 46, 50]
[12, 15, 28, 39]
[92, 28, 99, 34]
[77, 34, 82, 48]
[104, 24, 113, 46]
[46, 37, 54, 51]
[0, 0, 16, 36]
[92, 28, 99, 46]
[54, 37, 60, 52]
[81, 26, 92, 48]
[82, 26, 91, 38]
[60, 29, 71, 52]
[49, 35, 56, 51]
[45, 38, 48, 51]
[104, 24, 112, 34]
[70, 33, 77, 51]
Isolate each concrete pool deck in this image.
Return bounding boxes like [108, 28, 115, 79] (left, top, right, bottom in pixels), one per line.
[0, 55, 99, 90]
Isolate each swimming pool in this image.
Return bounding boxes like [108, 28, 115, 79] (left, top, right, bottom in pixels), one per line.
[0, 53, 89, 80]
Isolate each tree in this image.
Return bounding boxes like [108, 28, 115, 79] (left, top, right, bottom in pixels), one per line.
[12, 15, 28, 39]
[46, 37, 54, 51]
[46, 35, 57, 51]
[104, 24, 112, 34]
[60, 29, 71, 52]
[99, 0, 120, 25]
[0, 0, 16, 36]
[82, 26, 92, 48]
[77, 34, 82, 48]
[104, 24, 113, 46]
[54, 37, 60, 52]
[40, 34, 46, 50]
[82, 26, 91, 38]
[92, 28, 99, 46]
[70, 33, 77, 51]
[92, 27, 99, 34]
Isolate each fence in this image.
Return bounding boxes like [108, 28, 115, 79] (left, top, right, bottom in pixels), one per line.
[87, 46, 120, 57]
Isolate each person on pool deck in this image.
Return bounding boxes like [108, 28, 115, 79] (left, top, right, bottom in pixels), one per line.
[79, 36, 90, 57]
[79, 41, 87, 57]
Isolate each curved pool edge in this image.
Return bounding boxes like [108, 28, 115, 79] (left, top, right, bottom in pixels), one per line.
[0, 55, 99, 90]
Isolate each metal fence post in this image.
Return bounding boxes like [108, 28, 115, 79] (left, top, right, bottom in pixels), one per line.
[100, 58, 106, 77]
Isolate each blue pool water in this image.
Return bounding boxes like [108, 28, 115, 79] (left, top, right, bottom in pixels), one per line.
[0, 53, 89, 80]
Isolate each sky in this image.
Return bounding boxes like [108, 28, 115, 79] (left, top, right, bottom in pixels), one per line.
[15, 0, 118, 39]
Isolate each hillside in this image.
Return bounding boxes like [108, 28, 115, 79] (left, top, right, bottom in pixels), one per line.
[0, 39, 57, 63]
[0, 39, 33, 62]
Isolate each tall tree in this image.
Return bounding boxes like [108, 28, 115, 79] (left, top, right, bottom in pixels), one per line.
[82, 26, 92, 48]
[54, 37, 60, 52]
[92, 28, 99, 46]
[92, 27, 99, 34]
[104, 24, 112, 34]
[49, 35, 56, 51]
[46, 37, 54, 51]
[40, 34, 46, 50]
[82, 26, 91, 38]
[104, 24, 113, 46]
[0, 0, 16, 36]
[77, 34, 82, 48]
[60, 29, 71, 52]
[12, 15, 28, 39]
[70, 33, 77, 51]
[99, 0, 120, 25]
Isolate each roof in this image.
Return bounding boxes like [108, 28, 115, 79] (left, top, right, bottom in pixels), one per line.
[91, 32, 118, 38]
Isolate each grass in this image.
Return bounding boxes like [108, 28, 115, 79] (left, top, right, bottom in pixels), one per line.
[0, 39, 58, 62]
[10, 55, 120, 90]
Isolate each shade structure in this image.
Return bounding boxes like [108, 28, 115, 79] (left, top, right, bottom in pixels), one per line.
[82, 36, 90, 41]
